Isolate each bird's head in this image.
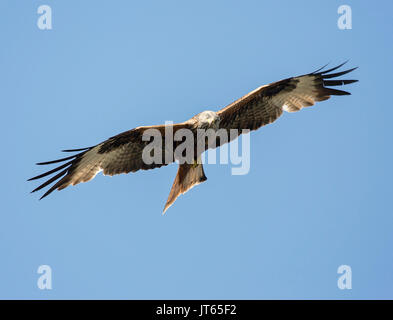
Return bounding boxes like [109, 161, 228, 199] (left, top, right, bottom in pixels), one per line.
[194, 110, 220, 129]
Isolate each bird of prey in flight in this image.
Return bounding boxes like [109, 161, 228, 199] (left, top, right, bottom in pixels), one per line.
[29, 62, 358, 213]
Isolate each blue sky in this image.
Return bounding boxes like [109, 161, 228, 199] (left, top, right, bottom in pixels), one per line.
[0, 1, 392, 299]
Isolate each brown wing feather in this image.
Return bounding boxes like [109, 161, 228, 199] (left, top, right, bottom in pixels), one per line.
[29, 122, 192, 199]
[217, 63, 358, 142]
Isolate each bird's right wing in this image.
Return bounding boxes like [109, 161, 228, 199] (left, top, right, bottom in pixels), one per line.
[29, 122, 191, 199]
[216, 62, 358, 144]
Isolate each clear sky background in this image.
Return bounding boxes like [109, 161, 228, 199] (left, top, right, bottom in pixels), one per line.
[0, 1, 392, 299]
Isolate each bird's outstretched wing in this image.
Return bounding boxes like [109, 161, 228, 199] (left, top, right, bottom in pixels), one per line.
[28, 123, 191, 199]
[217, 62, 358, 142]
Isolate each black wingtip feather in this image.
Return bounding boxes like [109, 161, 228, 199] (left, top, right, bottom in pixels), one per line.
[322, 67, 358, 79]
[312, 62, 358, 96]
[62, 147, 92, 152]
[36, 154, 77, 165]
[312, 62, 330, 74]
[39, 185, 59, 200]
[323, 79, 358, 86]
[323, 88, 351, 96]
[318, 60, 349, 75]
[29, 146, 92, 199]
[28, 160, 74, 181]
[36, 147, 91, 165]
[31, 168, 68, 194]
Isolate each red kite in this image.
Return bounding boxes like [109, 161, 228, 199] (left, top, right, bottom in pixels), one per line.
[29, 62, 358, 213]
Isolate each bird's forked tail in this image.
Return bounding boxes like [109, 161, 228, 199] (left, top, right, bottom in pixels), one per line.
[163, 159, 207, 214]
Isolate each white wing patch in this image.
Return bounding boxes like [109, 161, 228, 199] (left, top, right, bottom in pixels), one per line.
[280, 76, 318, 113]
[68, 145, 105, 186]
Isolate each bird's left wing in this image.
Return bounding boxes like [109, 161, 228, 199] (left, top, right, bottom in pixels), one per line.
[29, 122, 191, 199]
[216, 62, 358, 143]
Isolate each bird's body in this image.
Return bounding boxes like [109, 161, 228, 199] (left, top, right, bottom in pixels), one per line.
[29, 62, 358, 213]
